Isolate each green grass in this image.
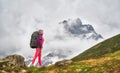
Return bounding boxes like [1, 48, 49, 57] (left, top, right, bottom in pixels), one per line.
[25, 54, 120, 73]
[1, 52, 120, 73]
[108, 50, 120, 57]
[72, 34, 120, 61]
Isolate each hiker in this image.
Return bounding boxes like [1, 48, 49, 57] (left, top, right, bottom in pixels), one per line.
[29, 29, 44, 67]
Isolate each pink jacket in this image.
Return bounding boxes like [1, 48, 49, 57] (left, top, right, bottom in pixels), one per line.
[37, 34, 44, 48]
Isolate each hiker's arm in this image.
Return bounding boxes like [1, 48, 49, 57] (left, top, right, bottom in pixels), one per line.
[37, 35, 42, 48]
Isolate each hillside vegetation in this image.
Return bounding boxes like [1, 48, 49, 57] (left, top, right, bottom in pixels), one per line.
[1, 50, 120, 73]
[72, 34, 120, 61]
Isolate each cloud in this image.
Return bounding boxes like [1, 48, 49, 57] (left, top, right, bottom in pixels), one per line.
[0, 0, 120, 58]
[74, 0, 120, 37]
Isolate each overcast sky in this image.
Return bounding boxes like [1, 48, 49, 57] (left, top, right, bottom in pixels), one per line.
[0, 0, 120, 58]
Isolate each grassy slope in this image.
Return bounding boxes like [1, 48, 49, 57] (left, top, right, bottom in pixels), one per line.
[72, 34, 120, 61]
[30, 50, 120, 73]
[1, 50, 120, 73]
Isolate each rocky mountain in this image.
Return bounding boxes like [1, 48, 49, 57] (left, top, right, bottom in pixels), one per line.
[59, 18, 103, 40]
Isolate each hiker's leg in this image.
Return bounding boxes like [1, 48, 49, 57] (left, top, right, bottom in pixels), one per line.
[32, 48, 39, 65]
[38, 48, 42, 66]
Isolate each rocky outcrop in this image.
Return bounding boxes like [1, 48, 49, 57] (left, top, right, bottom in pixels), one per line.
[0, 54, 26, 68]
[55, 60, 72, 67]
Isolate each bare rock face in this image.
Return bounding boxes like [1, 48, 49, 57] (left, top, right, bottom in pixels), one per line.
[55, 60, 72, 67]
[0, 54, 26, 67]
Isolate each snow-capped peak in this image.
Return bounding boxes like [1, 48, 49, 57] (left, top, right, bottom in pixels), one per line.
[60, 18, 103, 40]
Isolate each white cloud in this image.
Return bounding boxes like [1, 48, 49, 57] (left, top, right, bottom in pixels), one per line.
[0, 0, 120, 59]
